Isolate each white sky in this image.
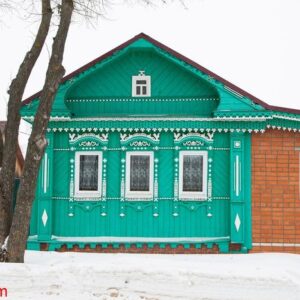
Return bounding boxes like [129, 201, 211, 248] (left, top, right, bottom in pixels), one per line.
[0, 0, 300, 122]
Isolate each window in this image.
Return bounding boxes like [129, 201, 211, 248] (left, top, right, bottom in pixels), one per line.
[126, 151, 154, 199]
[132, 71, 151, 97]
[74, 151, 102, 198]
[135, 80, 148, 96]
[179, 151, 207, 200]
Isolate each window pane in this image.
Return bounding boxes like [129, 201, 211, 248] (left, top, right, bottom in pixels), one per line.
[136, 80, 147, 84]
[182, 155, 203, 192]
[142, 86, 147, 95]
[130, 155, 150, 191]
[79, 155, 98, 191]
[136, 86, 141, 95]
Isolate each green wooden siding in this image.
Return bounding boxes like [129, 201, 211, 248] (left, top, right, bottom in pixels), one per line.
[24, 36, 274, 253]
[29, 132, 232, 243]
[50, 199, 229, 238]
[67, 50, 218, 99]
[65, 98, 219, 118]
[65, 50, 219, 117]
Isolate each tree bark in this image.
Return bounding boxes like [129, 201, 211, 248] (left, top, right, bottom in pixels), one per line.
[0, 131, 3, 167]
[7, 0, 74, 263]
[0, 0, 52, 246]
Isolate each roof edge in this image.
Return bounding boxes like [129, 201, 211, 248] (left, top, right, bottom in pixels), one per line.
[21, 33, 300, 115]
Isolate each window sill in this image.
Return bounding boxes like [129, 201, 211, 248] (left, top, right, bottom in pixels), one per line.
[179, 195, 207, 201]
[125, 198, 153, 202]
[125, 192, 153, 201]
[73, 194, 102, 201]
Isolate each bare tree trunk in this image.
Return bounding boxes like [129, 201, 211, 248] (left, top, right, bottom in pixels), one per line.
[0, 131, 3, 167]
[7, 0, 74, 263]
[0, 0, 52, 246]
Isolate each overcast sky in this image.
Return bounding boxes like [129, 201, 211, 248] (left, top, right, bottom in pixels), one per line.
[0, 0, 300, 121]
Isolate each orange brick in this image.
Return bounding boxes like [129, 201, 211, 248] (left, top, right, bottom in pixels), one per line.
[252, 130, 300, 254]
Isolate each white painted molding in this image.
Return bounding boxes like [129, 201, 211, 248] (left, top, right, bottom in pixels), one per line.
[69, 133, 108, 143]
[46, 116, 269, 122]
[234, 155, 241, 197]
[132, 71, 151, 97]
[120, 133, 160, 142]
[66, 97, 219, 103]
[50, 235, 230, 243]
[125, 151, 154, 199]
[174, 132, 214, 143]
[178, 150, 208, 200]
[253, 242, 300, 248]
[43, 153, 49, 194]
[74, 151, 102, 198]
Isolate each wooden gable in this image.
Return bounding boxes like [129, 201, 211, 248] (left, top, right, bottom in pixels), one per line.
[21, 34, 267, 120]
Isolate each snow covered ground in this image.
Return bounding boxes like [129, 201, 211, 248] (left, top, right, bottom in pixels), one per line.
[0, 251, 299, 300]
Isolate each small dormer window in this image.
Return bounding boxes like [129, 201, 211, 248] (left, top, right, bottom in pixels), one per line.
[132, 71, 151, 97]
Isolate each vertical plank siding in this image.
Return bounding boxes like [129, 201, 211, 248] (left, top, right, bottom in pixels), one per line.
[46, 132, 230, 239]
[24, 36, 300, 253]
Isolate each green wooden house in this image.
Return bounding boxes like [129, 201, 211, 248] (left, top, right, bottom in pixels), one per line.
[22, 33, 300, 253]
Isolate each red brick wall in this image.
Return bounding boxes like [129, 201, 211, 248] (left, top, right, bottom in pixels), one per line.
[251, 130, 300, 253]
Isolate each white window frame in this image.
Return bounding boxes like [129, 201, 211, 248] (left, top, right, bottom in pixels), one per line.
[74, 151, 102, 198]
[125, 151, 154, 199]
[132, 73, 151, 97]
[179, 150, 208, 200]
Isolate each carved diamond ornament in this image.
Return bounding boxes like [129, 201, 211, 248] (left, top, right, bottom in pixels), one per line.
[234, 213, 241, 232]
[42, 209, 48, 227]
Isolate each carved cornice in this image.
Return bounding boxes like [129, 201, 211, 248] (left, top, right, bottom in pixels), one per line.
[120, 133, 160, 143]
[174, 132, 214, 143]
[69, 133, 108, 143]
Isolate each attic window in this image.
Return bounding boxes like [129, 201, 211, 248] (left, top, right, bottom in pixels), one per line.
[132, 71, 151, 97]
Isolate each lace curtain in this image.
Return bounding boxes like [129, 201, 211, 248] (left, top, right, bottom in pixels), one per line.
[130, 155, 150, 192]
[182, 155, 203, 192]
[79, 155, 99, 191]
